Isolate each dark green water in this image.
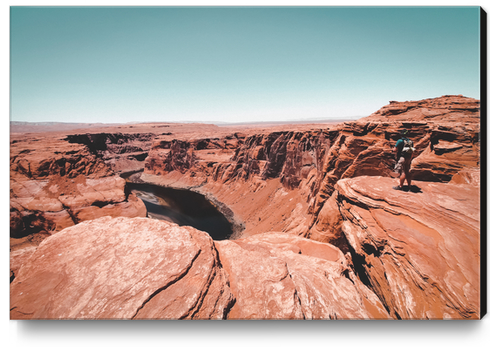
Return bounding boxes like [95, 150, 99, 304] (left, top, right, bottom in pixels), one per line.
[126, 182, 234, 240]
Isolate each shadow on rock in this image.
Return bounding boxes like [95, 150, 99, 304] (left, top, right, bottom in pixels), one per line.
[393, 185, 423, 193]
[408, 185, 422, 193]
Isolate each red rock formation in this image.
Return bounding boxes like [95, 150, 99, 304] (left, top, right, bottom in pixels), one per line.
[145, 134, 245, 178]
[216, 232, 390, 319]
[10, 217, 234, 319]
[9, 95, 481, 320]
[309, 176, 480, 319]
[10, 136, 113, 180]
[9, 122, 234, 253]
[65, 132, 158, 174]
[9, 134, 147, 258]
[364, 95, 480, 123]
[11, 216, 391, 319]
[10, 246, 37, 283]
[134, 95, 480, 319]
[142, 96, 479, 241]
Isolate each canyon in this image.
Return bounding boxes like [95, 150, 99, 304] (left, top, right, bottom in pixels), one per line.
[10, 95, 481, 319]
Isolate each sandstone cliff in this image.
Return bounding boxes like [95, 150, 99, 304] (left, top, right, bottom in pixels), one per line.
[10, 95, 481, 319]
[9, 123, 230, 252]
[364, 95, 480, 123]
[142, 95, 479, 240]
[310, 176, 480, 319]
[9, 134, 147, 255]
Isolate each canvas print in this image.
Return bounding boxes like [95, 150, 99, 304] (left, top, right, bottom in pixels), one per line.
[9, 6, 482, 320]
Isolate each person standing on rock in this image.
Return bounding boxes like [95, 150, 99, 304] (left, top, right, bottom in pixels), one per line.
[392, 130, 415, 191]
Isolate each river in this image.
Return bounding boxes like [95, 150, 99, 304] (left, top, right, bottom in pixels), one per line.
[126, 182, 234, 240]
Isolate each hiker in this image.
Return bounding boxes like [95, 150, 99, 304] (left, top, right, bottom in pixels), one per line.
[392, 131, 415, 191]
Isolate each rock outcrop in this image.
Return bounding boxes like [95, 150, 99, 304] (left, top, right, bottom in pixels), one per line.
[9, 134, 147, 257]
[9, 122, 230, 270]
[142, 95, 480, 240]
[10, 216, 390, 320]
[216, 232, 390, 319]
[309, 176, 480, 319]
[65, 132, 158, 174]
[10, 136, 113, 180]
[10, 217, 235, 320]
[364, 95, 480, 123]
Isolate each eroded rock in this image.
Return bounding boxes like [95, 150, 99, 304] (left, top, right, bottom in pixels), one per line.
[10, 217, 234, 320]
[142, 95, 480, 241]
[216, 232, 390, 319]
[9, 95, 481, 320]
[10, 135, 148, 245]
[315, 176, 480, 319]
[11, 216, 393, 320]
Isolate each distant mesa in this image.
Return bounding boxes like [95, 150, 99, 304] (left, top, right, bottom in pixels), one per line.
[10, 121, 125, 134]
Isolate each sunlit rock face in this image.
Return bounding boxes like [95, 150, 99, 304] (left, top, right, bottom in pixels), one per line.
[9, 136, 146, 245]
[309, 175, 480, 319]
[363, 95, 480, 123]
[10, 217, 389, 320]
[143, 95, 479, 240]
[215, 232, 390, 319]
[10, 217, 235, 320]
[10, 95, 481, 319]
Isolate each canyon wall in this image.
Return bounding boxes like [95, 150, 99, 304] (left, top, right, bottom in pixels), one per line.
[142, 95, 480, 239]
[9, 134, 147, 257]
[10, 95, 481, 319]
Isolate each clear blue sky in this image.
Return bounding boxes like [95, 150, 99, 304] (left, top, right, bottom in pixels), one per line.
[10, 6, 481, 124]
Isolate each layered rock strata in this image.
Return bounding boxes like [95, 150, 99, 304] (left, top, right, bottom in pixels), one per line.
[309, 176, 480, 319]
[9, 135, 147, 256]
[142, 96, 480, 240]
[65, 132, 158, 174]
[9, 123, 233, 265]
[365, 95, 480, 123]
[10, 216, 390, 320]
[10, 95, 481, 319]
[11, 174, 480, 320]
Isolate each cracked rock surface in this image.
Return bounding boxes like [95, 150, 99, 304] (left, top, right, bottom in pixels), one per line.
[10, 217, 234, 319]
[215, 232, 390, 319]
[311, 176, 480, 319]
[11, 216, 390, 320]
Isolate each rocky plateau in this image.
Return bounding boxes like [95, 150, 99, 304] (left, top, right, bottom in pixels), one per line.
[10, 95, 481, 319]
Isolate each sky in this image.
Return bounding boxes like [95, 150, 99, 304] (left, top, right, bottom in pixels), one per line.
[10, 6, 481, 124]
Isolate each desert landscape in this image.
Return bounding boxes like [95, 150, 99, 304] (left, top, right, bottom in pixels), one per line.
[9, 94, 481, 320]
